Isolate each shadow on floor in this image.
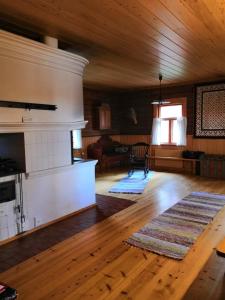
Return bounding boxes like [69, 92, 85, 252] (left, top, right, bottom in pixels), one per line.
[0, 194, 135, 273]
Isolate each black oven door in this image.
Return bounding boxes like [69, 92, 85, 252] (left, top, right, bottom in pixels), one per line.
[0, 180, 16, 203]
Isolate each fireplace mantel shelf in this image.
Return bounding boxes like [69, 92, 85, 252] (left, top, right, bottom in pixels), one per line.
[0, 121, 88, 133]
[25, 159, 98, 179]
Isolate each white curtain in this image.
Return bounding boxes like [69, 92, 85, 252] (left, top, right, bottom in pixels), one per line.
[176, 117, 187, 146]
[151, 118, 161, 145]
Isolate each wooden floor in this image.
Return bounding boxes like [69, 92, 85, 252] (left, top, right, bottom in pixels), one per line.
[1, 170, 225, 300]
[0, 194, 134, 273]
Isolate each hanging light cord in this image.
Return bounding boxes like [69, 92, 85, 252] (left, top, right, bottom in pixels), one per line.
[159, 74, 162, 104]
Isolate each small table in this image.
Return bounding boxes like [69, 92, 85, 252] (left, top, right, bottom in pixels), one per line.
[216, 236, 225, 257]
[183, 237, 225, 300]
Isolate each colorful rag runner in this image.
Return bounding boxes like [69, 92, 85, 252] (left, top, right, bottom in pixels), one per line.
[126, 192, 225, 260]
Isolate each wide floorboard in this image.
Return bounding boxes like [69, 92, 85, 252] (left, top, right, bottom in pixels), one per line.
[0, 170, 225, 300]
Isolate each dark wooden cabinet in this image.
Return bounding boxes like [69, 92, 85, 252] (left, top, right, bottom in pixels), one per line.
[98, 103, 111, 130]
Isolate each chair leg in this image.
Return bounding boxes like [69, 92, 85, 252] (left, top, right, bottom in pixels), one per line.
[144, 167, 149, 178]
[128, 169, 133, 177]
[144, 169, 146, 178]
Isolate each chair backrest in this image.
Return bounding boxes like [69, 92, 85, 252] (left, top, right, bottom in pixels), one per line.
[97, 135, 120, 153]
[130, 142, 150, 159]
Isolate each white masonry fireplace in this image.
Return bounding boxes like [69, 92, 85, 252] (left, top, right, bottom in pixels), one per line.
[0, 30, 97, 241]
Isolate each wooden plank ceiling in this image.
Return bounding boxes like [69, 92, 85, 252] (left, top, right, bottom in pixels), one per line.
[0, 0, 225, 89]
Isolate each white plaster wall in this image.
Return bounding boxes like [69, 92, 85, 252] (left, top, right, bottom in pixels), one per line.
[0, 58, 83, 123]
[0, 30, 88, 124]
[0, 31, 96, 239]
[23, 161, 97, 230]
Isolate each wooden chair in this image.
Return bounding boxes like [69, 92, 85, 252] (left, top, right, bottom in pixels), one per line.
[128, 142, 150, 178]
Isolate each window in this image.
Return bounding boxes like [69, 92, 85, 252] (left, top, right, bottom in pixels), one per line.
[72, 129, 82, 149]
[72, 129, 84, 161]
[160, 105, 182, 119]
[159, 104, 182, 145]
[152, 102, 187, 146]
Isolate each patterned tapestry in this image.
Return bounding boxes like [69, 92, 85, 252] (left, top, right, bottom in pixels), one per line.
[195, 82, 225, 137]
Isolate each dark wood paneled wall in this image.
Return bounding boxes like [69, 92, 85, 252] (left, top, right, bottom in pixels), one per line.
[117, 84, 194, 135]
[83, 85, 195, 136]
[83, 84, 225, 158]
[118, 91, 153, 135]
[83, 88, 120, 136]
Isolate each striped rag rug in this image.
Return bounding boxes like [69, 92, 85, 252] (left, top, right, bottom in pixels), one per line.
[109, 171, 153, 194]
[126, 192, 225, 260]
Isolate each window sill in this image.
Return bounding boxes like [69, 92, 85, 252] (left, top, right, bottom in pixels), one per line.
[152, 144, 186, 149]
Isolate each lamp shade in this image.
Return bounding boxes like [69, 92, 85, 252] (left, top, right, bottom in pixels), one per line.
[151, 74, 170, 105]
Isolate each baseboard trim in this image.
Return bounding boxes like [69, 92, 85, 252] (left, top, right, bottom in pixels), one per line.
[0, 204, 96, 246]
[151, 166, 192, 174]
